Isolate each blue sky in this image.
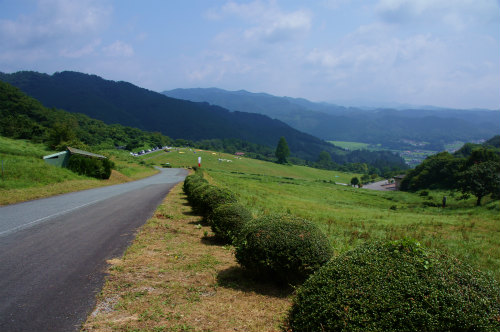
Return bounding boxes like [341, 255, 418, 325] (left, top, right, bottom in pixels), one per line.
[1, 0, 499, 109]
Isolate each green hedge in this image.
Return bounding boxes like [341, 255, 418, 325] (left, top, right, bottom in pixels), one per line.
[235, 214, 333, 284]
[196, 186, 237, 217]
[188, 183, 211, 213]
[67, 154, 114, 179]
[286, 239, 500, 332]
[183, 173, 208, 198]
[208, 202, 253, 243]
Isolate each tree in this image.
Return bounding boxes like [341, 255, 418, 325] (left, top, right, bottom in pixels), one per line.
[275, 136, 290, 164]
[47, 121, 78, 150]
[350, 177, 360, 187]
[458, 161, 500, 206]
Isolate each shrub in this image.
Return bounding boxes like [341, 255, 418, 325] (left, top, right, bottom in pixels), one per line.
[286, 239, 500, 332]
[183, 173, 207, 198]
[67, 154, 114, 179]
[208, 203, 253, 243]
[235, 214, 333, 284]
[196, 186, 237, 217]
[419, 190, 429, 196]
[188, 183, 211, 212]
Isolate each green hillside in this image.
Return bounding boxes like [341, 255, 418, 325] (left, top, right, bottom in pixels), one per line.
[143, 148, 500, 280]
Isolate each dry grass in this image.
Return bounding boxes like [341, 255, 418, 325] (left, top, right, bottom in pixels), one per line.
[82, 183, 291, 332]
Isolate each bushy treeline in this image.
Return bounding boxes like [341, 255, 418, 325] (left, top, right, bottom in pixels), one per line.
[183, 170, 500, 331]
[400, 139, 500, 205]
[312, 149, 405, 177]
[0, 81, 171, 152]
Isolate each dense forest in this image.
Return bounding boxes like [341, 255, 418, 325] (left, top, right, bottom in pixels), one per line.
[0, 71, 408, 174]
[400, 136, 500, 205]
[164, 88, 500, 151]
[0, 81, 170, 152]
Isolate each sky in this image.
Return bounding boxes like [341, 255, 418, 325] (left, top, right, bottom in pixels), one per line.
[1, 0, 499, 109]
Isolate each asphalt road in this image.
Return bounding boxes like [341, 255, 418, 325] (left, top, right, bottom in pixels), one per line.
[0, 168, 188, 332]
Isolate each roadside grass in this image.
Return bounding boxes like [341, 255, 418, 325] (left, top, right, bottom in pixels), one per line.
[0, 136, 158, 205]
[82, 183, 291, 332]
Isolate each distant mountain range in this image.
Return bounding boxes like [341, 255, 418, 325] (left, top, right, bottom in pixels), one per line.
[0, 71, 405, 169]
[163, 88, 500, 150]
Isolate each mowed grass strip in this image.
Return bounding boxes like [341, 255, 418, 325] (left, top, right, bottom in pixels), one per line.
[82, 182, 291, 332]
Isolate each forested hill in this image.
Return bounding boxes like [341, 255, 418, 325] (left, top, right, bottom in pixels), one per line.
[0, 71, 406, 170]
[163, 88, 500, 150]
[0, 71, 338, 161]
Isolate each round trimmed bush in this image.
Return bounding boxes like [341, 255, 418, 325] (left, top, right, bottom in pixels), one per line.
[197, 186, 237, 217]
[286, 239, 500, 332]
[235, 214, 333, 284]
[188, 183, 211, 212]
[208, 203, 253, 243]
[183, 174, 207, 198]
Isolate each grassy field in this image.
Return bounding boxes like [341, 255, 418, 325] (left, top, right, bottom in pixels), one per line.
[328, 140, 371, 150]
[146, 148, 500, 280]
[0, 136, 157, 205]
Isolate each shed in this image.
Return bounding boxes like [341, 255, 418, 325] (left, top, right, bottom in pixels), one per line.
[43, 147, 106, 168]
[394, 175, 406, 190]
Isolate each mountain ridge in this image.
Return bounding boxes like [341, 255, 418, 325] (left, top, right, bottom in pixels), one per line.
[0, 70, 405, 170]
[163, 88, 500, 150]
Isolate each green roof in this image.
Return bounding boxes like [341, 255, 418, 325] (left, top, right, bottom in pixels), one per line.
[67, 147, 106, 159]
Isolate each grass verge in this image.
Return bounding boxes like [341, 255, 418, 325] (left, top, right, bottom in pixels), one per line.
[82, 182, 291, 332]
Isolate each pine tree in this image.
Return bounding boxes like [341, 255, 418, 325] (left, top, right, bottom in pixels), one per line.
[275, 136, 290, 164]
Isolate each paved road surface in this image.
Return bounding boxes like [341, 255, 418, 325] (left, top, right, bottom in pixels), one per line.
[363, 180, 396, 191]
[0, 168, 188, 332]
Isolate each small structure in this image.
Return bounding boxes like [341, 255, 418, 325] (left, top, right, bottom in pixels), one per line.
[235, 152, 245, 156]
[43, 147, 106, 168]
[394, 175, 406, 190]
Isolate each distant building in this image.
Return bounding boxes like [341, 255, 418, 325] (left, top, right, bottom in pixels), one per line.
[235, 152, 245, 156]
[43, 147, 106, 168]
[394, 175, 406, 190]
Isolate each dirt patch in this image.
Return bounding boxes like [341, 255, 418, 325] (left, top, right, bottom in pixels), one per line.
[82, 182, 291, 332]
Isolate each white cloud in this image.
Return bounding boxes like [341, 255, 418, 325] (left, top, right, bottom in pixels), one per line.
[376, 0, 500, 30]
[0, 0, 110, 60]
[103, 41, 134, 57]
[60, 39, 101, 58]
[211, 0, 312, 44]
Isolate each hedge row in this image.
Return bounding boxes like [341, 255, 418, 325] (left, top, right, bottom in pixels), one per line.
[183, 170, 332, 285]
[67, 154, 114, 179]
[183, 170, 500, 331]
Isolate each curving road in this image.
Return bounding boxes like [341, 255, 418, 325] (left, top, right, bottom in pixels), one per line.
[0, 168, 188, 332]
